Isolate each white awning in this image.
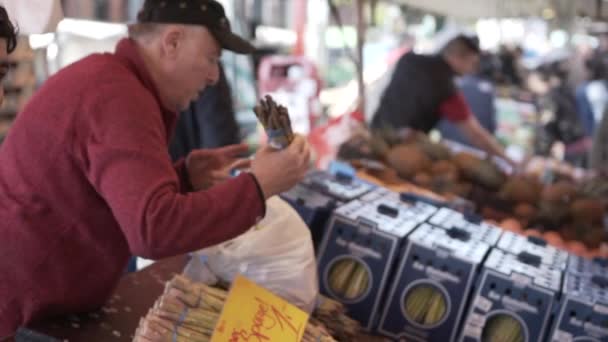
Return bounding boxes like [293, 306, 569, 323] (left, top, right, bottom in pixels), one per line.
[0, 0, 64, 35]
[395, 0, 550, 18]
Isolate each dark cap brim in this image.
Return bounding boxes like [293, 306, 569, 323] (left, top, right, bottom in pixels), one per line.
[211, 29, 256, 54]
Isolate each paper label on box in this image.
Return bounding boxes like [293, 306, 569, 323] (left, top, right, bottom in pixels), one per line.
[475, 295, 493, 313]
[552, 330, 572, 342]
[211, 275, 309, 342]
[462, 324, 482, 338]
[511, 273, 531, 287]
[468, 312, 486, 327]
[594, 304, 608, 315]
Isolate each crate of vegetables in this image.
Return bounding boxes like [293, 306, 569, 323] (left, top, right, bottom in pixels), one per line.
[459, 249, 562, 342]
[317, 195, 436, 330]
[378, 223, 491, 342]
[547, 272, 608, 342]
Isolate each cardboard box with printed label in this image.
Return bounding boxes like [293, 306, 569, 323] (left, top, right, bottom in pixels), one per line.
[428, 207, 503, 246]
[300, 169, 374, 202]
[378, 223, 492, 342]
[316, 196, 437, 331]
[281, 183, 338, 250]
[566, 255, 608, 276]
[281, 170, 374, 250]
[459, 249, 563, 342]
[548, 272, 608, 342]
[497, 231, 570, 271]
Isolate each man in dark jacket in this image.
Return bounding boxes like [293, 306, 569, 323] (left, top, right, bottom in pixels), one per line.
[372, 35, 508, 160]
[439, 52, 498, 146]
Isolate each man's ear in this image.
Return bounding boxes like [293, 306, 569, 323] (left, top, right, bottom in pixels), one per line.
[160, 26, 183, 60]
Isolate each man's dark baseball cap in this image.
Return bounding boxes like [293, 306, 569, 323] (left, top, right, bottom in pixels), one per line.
[137, 0, 255, 54]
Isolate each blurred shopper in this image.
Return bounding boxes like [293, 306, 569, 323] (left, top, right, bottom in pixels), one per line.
[439, 52, 498, 146]
[498, 45, 524, 87]
[575, 59, 598, 137]
[0, 5, 16, 105]
[531, 62, 589, 167]
[585, 57, 608, 130]
[372, 35, 509, 161]
[0, 0, 310, 336]
[591, 107, 608, 171]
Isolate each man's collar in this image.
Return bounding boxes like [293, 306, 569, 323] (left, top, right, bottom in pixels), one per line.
[436, 54, 457, 76]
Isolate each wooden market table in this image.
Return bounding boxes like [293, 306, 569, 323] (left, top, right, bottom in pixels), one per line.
[26, 255, 189, 342]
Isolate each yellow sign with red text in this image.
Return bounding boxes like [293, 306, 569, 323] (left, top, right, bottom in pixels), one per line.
[210, 275, 310, 342]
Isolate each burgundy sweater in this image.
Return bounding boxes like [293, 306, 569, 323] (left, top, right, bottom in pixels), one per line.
[0, 39, 264, 336]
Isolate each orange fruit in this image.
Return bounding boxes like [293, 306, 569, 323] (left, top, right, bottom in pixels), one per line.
[543, 231, 565, 250]
[524, 229, 542, 238]
[500, 218, 523, 234]
[566, 241, 587, 257]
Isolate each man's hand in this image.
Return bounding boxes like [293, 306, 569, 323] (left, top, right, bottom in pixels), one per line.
[186, 144, 251, 191]
[457, 116, 516, 165]
[250, 135, 311, 199]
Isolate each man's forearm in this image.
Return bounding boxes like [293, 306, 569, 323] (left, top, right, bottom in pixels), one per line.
[473, 127, 507, 159]
[458, 117, 507, 159]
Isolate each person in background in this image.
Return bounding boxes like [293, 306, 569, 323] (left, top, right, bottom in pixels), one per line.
[585, 57, 608, 131]
[498, 45, 524, 87]
[371, 35, 510, 162]
[575, 58, 600, 137]
[0, 0, 310, 336]
[438, 52, 498, 146]
[0, 5, 16, 104]
[169, 62, 241, 161]
[591, 106, 608, 171]
[531, 62, 589, 167]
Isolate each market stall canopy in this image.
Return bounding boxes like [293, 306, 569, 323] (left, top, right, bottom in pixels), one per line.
[0, 0, 64, 35]
[395, 0, 550, 18]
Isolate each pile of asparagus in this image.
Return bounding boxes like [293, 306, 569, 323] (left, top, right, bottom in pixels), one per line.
[328, 259, 370, 301]
[403, 285, 447, 326]
[312, 295, 362, 341]
[481, 314, 525, 342]
[132, 275, 337, 342]
[253, 95, 295, 149]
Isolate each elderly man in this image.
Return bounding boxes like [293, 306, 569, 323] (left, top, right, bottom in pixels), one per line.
[0, 0, 310, 336]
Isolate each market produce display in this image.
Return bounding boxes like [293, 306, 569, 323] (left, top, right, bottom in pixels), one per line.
[132, 275, 365, 342]
[338, 127, 608, 257]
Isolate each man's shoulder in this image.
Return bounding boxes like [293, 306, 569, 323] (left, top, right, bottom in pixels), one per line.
[397, 52, 441, 71]
[54, 52, 139, 89]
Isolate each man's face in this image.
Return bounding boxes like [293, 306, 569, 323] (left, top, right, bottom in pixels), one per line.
[452, 53, 480, 76]
[159, 26, 221, 111]
[0, 39, 8, 105]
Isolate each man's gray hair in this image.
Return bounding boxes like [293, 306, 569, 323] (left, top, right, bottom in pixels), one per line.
[127, 23, 163, 39]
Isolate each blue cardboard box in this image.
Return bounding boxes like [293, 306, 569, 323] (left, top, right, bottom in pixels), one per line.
[317, 196, 436, 331]
[280, 183, 338, 250]
[428, 207, 503, 246]
[459, 249, 563, 342]
[377, 223, 491, 342]
[548, 272, 608, 342]
[497, 231, 570, 270]
[567, 255, 608, 276]
[300, 169, 374, 202]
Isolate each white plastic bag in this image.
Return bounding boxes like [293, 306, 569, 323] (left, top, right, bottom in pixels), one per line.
[189, 196, 319, 313]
